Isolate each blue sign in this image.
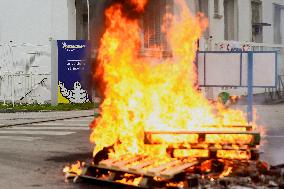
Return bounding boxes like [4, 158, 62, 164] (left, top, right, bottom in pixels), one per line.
[57, 40, 91, 103]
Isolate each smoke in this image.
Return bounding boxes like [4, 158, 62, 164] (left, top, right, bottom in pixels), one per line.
[91, 0, 148, 49]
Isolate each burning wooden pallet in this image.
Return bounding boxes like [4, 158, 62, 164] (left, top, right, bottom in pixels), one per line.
[78, 156, 199, 188]
[76, 128, 261, 188]
[144, 130, 260, 160]
[98, 156, 198, 179]
[144, 130, 260, 145]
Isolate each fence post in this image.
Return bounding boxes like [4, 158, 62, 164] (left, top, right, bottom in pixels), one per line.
[11, 74, 15, 106]
[51, 40, 58, 106]
[247, 51, 253, 123]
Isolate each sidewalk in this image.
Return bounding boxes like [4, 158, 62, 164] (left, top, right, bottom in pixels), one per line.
[232, 104, 284, 134]
[0, 110, 94, 127]
[1, 104, 283, 130]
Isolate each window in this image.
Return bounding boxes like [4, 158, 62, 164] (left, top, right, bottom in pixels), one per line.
[251, 0, 263, 43]
[224, 0, 238, 40]
[197, 0, 209, 38]
[214, 0, 222, 18]
[274, 4, 284, 44]
[143, 0, 173, 51]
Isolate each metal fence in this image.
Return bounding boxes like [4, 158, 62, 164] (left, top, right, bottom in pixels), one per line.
[0, 73, 51, 104]
[249, 43, 284, 102]
[0, 42, 51, 104]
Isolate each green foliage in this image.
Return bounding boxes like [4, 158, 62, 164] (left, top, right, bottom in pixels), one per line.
[0, 102, 97, 112]
[218, 92, 230, 104]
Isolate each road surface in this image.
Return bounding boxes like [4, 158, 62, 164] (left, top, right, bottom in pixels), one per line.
[0, 106, 283, 189]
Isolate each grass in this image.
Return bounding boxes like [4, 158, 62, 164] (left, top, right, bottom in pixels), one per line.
[0, 102, 97, 112]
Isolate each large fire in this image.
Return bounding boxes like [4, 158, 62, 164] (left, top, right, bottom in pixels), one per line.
[89, 0, 256, 161]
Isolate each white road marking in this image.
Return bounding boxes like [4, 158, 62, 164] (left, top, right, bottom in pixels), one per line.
[63, 119, 93, 122]
[62, 120, 93, 123]
[32, 122, 89, 127]
[5, 126, 89, 131]
[0, 131, 75, 135]
[0, 136, 42, 141]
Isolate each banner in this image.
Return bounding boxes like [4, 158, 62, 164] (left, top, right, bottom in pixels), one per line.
[57, 40, 91, 103]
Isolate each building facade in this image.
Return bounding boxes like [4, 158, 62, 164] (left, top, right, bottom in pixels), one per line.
[0, 0, 283, 103]
[0, 0, 77, 103]
[138, 0, 284, 98]
[184, 0, 284, 98]
[1, 0, 283, 47]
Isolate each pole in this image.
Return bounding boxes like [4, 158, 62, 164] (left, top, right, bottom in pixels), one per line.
[12, 74, 15, 107]
[86, 0, 90, 40]
[247, 51, 253, 123]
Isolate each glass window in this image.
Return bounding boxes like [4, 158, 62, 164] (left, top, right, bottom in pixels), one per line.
[251, 0, 263, 43]
[224, 0, 237, 40]
[143, 0, 173, 51]
[274, 4, 283, 44]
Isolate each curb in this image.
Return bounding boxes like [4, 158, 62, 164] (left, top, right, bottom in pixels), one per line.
[0, 114, 94, 128]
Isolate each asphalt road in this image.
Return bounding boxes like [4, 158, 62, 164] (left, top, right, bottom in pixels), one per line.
[0, 116, 98, 189]
[0, 106, 283, 189]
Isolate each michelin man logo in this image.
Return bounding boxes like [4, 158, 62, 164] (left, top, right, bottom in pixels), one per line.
[59, 81, 90, 103]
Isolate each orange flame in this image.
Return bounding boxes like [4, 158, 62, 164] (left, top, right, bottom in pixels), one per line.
[90, 0, 257, 159]
[63, 161, 84, 177]
[130, 0, 147, 11]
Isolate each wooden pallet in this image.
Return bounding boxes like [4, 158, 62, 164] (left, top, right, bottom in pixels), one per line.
[144, 130, 260, 146]
[78, 156, 199, 189]
[98, 156, 198, 179]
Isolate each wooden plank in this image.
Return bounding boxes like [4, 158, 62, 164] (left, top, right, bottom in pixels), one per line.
[230, 125, 252, 131]
[145, 125, 252, 130]
[96, 163, 146, 176]
[169, 144, 253, 150]
[94, 163, 158, 178]
[128, 158, 156, 171]
[160, 161, 198, 179]
[145, 131, 259, 135]
[222, 144, 233, 150]
[79, 167, 150, 189]
[147, 160, 181, 175]
[98, 154, 130, 167]
[172, 149, 209, 158]
[144, 131, 260, 145]
[99, 158, 120, 167]
[111, 155, 145, 169]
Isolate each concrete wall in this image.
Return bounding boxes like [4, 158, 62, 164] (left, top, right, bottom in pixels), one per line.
[67, 0, 76, 40]
[208, 0, 225, 42]
[262, 0, 284, 44]
[237, 0, 251, 42]
[0, 0, 76, 45]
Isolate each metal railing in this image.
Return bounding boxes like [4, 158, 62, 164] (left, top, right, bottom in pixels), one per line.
[248, 43, 284, 102]
[0, 73, 51, 105]
[0, 42, 51, 104]
[265, 75, 284, 102]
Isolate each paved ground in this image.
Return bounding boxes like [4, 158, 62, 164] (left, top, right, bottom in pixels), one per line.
[0, 115, 98, 189]
[0, 110, 94, 126]
[0, 106, 283, 189]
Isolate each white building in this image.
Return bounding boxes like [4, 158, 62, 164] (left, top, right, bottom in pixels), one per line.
[143, 0, 284, 99]
[0, 0, 77, 103]
[184, 0, 284, 98]
[0, 0, 283, 103]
